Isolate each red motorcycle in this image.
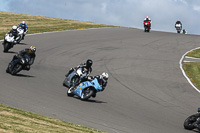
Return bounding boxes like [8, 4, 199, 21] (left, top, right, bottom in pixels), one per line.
[144, 20, 151, 32]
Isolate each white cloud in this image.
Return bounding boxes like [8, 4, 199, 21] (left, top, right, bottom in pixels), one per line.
[193, 5, 200, 12]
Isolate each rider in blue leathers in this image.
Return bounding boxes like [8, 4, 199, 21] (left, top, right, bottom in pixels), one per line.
[17, 21, 28, 40]
[87, 72, 109, 97]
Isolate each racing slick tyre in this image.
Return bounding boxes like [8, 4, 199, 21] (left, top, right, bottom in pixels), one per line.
[184, 114, 197, 130]
[81, 87, 94, 101]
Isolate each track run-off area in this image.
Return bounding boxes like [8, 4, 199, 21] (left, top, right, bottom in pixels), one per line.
[0, 27, 200, 133]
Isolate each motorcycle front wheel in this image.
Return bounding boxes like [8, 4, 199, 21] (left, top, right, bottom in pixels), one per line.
[67, 87, 75, 97]
[184, 114, 197, 130]
[10, 63, 22, 75]
[3, 42, 10, 52]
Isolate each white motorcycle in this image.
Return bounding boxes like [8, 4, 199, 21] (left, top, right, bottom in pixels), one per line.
[2, 33, 16, 52]
[175, 24, 182, 33]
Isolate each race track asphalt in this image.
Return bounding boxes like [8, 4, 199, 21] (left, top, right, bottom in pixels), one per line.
[1, 27, 200, 133]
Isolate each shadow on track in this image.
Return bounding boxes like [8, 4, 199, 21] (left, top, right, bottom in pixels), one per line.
[73, 96, 107, 103]
[14, 73, 35, 78]
[3, 51, 17, 54]
[17, 43, 27, 45]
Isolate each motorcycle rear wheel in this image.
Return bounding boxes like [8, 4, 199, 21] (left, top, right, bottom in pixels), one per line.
[81, 88, 94, 101]
[184, 114, 197, 130]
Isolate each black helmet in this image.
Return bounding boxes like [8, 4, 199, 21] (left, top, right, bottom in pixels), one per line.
[86, 59, 93, 68]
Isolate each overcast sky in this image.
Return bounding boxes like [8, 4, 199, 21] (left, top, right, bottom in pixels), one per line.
[1, 0, 200, 35]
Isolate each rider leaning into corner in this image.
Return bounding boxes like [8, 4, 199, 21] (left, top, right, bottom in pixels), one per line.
[66, 59, 93, 78]
[17, 21, 28, 40]
[144, 16, 152, 28]
[192, 108, 200, 130]
[66, 59, 93, 90]
[87, 72, 109, 97]
[3, 25, 18, 44]
[11, 45, 36, 71]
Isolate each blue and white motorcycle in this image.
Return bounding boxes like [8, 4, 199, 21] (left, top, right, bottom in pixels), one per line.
[67, 77, 103, 100]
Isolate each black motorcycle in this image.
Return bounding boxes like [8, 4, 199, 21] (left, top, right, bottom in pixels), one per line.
[184, 108, 200, 130]
[6, 54, 30, 75]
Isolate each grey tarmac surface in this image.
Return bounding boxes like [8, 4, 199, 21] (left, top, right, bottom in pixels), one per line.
[0, 27, 200, 133]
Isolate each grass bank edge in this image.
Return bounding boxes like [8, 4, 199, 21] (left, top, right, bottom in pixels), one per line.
[0, 103, 105, 133]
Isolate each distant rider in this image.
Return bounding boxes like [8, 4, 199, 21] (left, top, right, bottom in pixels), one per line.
[175, 20, 182, 29]
[17, 21, 28, 40]
[183, 29, 187, 34]
[144, 16, 151, 28]
[66, 59, 93, 77]
[87, 72, 109, 97]
[11, 45, 36, 71]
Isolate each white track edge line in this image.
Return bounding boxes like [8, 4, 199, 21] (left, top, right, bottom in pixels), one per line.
[180, 47, 200, 93]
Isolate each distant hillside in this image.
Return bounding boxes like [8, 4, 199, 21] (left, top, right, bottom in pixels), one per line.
[0, 11, 116, 40]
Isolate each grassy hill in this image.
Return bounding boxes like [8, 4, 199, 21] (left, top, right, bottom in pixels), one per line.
[0, 11, 116, 40]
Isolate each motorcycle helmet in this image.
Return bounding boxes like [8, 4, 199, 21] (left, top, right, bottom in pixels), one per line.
[29, 45, 36, 54]
[101, 72, 109, 82]
[12, 25, 17, 30]
[86, 59, 93, 68]
[22, 21, 26, 24]
[146, 16, 149, 19]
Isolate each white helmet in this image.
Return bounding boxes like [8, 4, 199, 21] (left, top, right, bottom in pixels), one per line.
[101, 72, 109, 82]
[12, 25, 17, 30]
[22, 21, 26, 24]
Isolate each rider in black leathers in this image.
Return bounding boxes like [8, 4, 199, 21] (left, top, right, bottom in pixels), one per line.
[66, 59, 93, 77]
[11, 45, 36, 71]
[66, 59, 93, 89]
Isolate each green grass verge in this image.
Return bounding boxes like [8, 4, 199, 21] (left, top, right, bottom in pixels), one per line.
[186, 48, 200, 58]
[0, 104, 105, 133]
[183, 48, 200, 90]
[0, 11, 111, 132]
[183, 62, 200, 89]
[0, 11, 116, 40]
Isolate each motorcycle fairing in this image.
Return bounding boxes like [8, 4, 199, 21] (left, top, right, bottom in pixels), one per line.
[73, 78, 103, 97]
